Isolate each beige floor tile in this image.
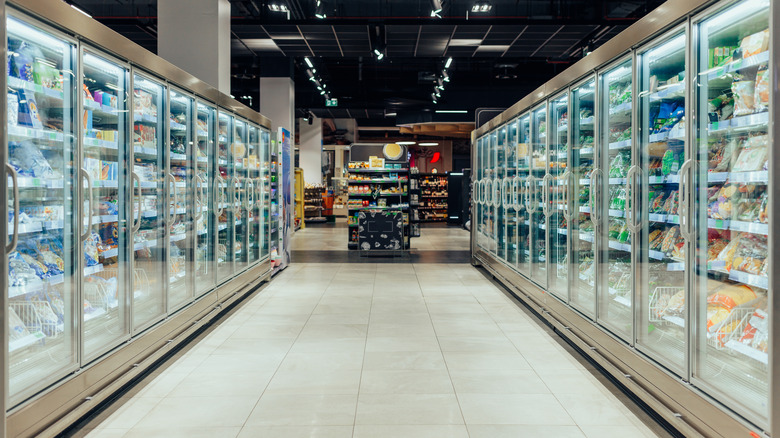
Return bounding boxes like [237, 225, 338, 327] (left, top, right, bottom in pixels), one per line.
[193, 352, 287, 374]
[123, 427, 241, 438]
[278, 351, 365, 371]
[237, 426, 353, 438]
[359, 369, 454, 394]
[306, 313, 371, 325]
[245, 394, 358, 426]
[288, 338, 367, 354]
[442, 352, 531, 370]
[365, 336, 441, 352]
[297, 323, 368, 340]
[367, 323, 436, 338]
[85, 429, 128, 437]
[353, 425, 469, 438]
[535, 368, 608, 395]
[457, 393, 575, 425]
[136, 372, 191, 398]
[265, 368, 362, 395]
[579, 425, 653, 438]
[355, 394, 463, 425]
[437, 336, 518, 353]
[449, 369, 549, 394]
[95, 397, 162, 430]
[167, 370, 274, 397]
[555, 393, 637, 426]
[133, 396, 259, 428]
[362, 351, 446, 371]
[467, 424, 587, 438]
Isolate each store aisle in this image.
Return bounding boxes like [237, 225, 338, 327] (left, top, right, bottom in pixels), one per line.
[290, 221, 470, 251]
[82, 262, 664, 438]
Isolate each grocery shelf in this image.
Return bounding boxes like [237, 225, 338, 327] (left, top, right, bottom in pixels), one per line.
[708, 219, 768, 235]
[349, 168, 408, 173]
[8, 76, 65, 100]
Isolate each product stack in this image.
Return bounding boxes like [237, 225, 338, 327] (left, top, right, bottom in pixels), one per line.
[416, 173, 448, 222]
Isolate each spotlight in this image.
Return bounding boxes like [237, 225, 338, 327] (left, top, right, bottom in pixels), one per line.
[306, 69, 315, 80]
[442, 71, 450, 82]
[431, 93, 438, 104]
[436, 77, 444, 90]
[471, 1, 492, 12]
[315, 0, 327, 18]
[430, 0, 443, 16]
[434, 88, 441, 98]
[373, 48, 385, 61]
[268, 3, 288, 12]
[445, 57, 453, 69]
[304, 57, 314, 68]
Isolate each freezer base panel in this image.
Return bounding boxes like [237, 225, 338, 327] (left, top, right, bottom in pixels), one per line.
[6, 260, 272, 438]
[473, 249, 764, 438]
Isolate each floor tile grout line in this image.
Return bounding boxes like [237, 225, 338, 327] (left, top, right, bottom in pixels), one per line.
[413, 263, 472, 437]
[352, 263, 377, 438]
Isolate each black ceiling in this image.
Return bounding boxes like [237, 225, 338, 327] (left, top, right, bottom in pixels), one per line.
[70, 0, 664, 122]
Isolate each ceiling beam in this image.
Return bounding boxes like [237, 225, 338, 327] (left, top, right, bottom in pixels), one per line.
[529, 25, 564, 57]
[297, 25, 315, 57]
[501, 25, 527, 57]
[332, 25, 344, 57]
[413, 26, 421, 57]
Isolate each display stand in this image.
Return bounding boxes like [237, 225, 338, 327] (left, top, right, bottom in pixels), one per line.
[357, 210, 405, 257]
[417, 173, 448, 222]
[304, 186, 327, 223]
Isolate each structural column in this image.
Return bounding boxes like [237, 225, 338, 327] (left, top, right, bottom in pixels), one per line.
[298, 117, 323, 185]
[157, 0, 231, 94]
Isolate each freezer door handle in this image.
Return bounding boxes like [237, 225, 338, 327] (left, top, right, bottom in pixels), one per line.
[214, 175, 225, 217]
[132, 172, 142, 233]
[168, 172, 177, 224]
[232, 176, 241, 214]
[246, 177, 254, 209]
[6, 163, 19, 254]
[560, 170, 571, 222]
[590, 168, 602, 226]
[542, 173, 553, 217]
[678, 159, 693, 241]
[80, 168, 94, 242]
[196, 174, 206, 221]
[626, 165, 641, 233]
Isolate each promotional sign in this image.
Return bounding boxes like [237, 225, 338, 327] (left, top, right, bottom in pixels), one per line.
[278, 127, 292, 271]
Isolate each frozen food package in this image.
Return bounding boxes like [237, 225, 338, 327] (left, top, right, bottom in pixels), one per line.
[661, 226, 680, 254]
[650, 191, 666, 213]
[754, 67, 769, 112]
[663, 289, 685, 316]
[662, 191, 679, 215]
[7, 92, 18, 127]
[732, 135, 768, 172]
[739, 308, 768, 352]
[758, 193, 768, 223]
[8, 306, 31, 342]
[9, 140, 55, 178]
[706, 306, 732, 332]
[739, 29, 769, 58]
[32, 301, 61, 337]
[732, 80, 755, 116]
[708, 284, 758, 310]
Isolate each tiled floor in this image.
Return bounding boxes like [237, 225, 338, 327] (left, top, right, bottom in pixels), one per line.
[79, 226, 665, 438]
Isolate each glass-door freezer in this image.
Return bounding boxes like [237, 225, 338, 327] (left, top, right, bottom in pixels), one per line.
[260, 128, 271, 260]
[495, 126, 506, 260]
[167, 89, 194, 310]
[529, 104, 548, 288]
[548, 93, 569, 300]
[598, 58, 633, 340]
[692, 0, 770, 424]
[80, 48, 130, 360]
[195, 102, 216, 295]
[516, 114, 531, 277]
[504, 120, 518, 266]
[636, 30, 688, 373]
[248, 124, 260, 265]
[216, 113, 234, 282]
[233, 119, 248, 273]
[131, 73, 166, 331]
[570, 77, 597, 317]
[5, 14, 78, 403]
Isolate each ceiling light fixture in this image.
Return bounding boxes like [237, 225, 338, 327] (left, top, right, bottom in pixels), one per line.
[430, 0, 443, 17]
[471, 1, 492, 12]
[442, 71, 450, 82]
[419, 142, 439, 146]
[304, 57, 314, 68]
[434, 88, 441, 98]
[431, 93, 438, 104]
[306, 69, 315, 80]
[268, 3, 288, 12]
[435, 110, 468, 114]
[373, 48, 385, 61]
[397, 141, 416, 145]
[444, 57, 453, 69]
[315, 0, 327, 18]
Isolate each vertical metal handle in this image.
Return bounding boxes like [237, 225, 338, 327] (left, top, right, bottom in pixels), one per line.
[80, 168, 94, 242]
[247, 177, 254, 210]
[6, 163, 19, 254]
[232, 176, 241, 214]
[678, 159, 692, 241]
[214, 175, 225, 217]
[590, 168, 602, 226]
[197, 174, 206, 220]
[525, 176, 533, 212]
[542, 173, 552, 217]
[168, 172, 178, 224]
[132, 172, 142, 233]
[560, 170, 571, 222]
[625, 165, 640, 233]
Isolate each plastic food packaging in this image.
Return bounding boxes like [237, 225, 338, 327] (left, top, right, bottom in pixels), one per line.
[732, 135, 768, 172]
[754, 68, 769, 112]
[708, 284, 758, 310]
[738, 308, 768, 352]
[661, 226, 680, 254]
[10, 141, 55, 178]
[732, 80, 755, 116]
[739, 29, 769, 58]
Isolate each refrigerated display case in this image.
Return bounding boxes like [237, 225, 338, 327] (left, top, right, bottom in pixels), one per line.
[2, 2, 276, 435]
[5, 14, 78, 405]
[216, 113, 234, 281]
[131, 73, 166, 331]
[233, 119, 248, 273]
[471, 0, 777, 436]
[261, 128, 273, 260]
[248, 124, 260, 265]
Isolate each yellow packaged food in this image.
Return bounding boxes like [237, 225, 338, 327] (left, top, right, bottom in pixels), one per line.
[707, 284, 758, 310]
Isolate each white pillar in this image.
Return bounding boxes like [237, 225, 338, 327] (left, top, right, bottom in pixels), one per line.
[260, 77, 295, 138]
[157, 0, 231, 94]
[298, 117, 322, 185]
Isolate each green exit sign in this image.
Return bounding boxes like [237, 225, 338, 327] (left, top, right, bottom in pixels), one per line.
[326, 98, 338, 107]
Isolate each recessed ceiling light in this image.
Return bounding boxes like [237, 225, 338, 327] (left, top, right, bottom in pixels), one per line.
[397, 141, 416, 145]
[418, 142, 439, 146]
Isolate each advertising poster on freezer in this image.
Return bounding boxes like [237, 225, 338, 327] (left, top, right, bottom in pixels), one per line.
[277, 127, 291, 271]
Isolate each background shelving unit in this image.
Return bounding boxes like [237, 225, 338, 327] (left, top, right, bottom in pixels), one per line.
[346, 165, 411, 249]
[416, 173, 448, 222]
[304, 186, 326, 223]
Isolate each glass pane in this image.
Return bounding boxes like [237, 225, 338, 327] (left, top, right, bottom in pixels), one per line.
[504, 121, 518, 267]
[6, 15, 78, 401]
[132, 74, 166, 329]
[694, 0, 770, 421]
[195, 103, 215, 295]
[570, 78, 597, 317]
[248, 125, 260, 265]
[233, 119, 248, 273]
[476, 137, 487, 250]
[217, 113, 234, 281]
[548, 93, 569, 300]
[81, 50, 129, 358]
[530, 104, 548, 287]
[516, 115, 531, 277]
[496, 126, 506, 260]
[637, 32, 687, 370]
[269, 130, 280, 266]
[599, 59, 633, 338]
[167, 90, 194, 309]
[261, 128, 272, 259]
[489, 130, 498, 255]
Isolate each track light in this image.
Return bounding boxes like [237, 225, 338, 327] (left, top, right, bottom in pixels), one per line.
[430, 0, 443, 17]
[442, 71, 450, 82]
[315, 0, 327, 18]
[373, 48, 385, 61]
[436, 77, 444, 90]
[445, 57, 453, 69]
[304, 57, 314, 68]
[434, 88, 441, 98]
[306, 69, 315, 80]
[268, 3, 288, 12]
[431, 93, 438, 104]
[471, 1, 492, 12]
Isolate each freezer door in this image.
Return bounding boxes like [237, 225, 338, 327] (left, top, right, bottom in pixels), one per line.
[233, 119, 249, 273]
[515, 114, 531, 277]
[131, 73, 166, 331]
[636, 30, 688, 373]
[530, 104, 548, 288]
[216, 113, 234, 282]
[6, 14, 79, 403]
[248, 124, 260, 265]
[692, 0, 770, 425]
[195, 103, 216, 296]
[496, 126, 506, 260]
[548, 93, 569, 301]
[504, 120, 518, 266]
[167, 89, 194, 311]
[597, 58, 633, 340]
[80, 48, 130, 360]
[570, 77, 597, 318]
[261, 128, 272, 260]
[268, 130, 280, 264]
